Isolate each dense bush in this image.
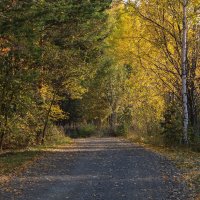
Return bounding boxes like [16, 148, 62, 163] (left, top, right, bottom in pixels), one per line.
[160, 103, 182, 146]
[69, 124, 96, 138]
[116, 123, 129, 136]
[45, 125, 71, 146]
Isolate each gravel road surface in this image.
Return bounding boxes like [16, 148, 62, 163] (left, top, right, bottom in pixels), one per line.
[0, 138, 190, 200]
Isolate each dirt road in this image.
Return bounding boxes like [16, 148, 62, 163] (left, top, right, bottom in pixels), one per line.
[0, 138, 190, 200]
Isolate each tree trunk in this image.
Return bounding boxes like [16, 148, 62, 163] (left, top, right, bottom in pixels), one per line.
[0, 113, 8, 151]
[41, 91, 56, 145]
[181, 0, 189, 144]
[0, 132, 5, 151]
[109, 111, 117, 135]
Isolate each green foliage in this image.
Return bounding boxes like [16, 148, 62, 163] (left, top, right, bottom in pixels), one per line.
[44, 125, 72, 146]
[190, 134, 200, 152]
[160, 102, 182, 146]
[116, 123, 129, 136]
[70, 124, 96, 138]
[116, 107, 132, 136]
[78, 124, 97, 138]
[0, 0, 111, 150]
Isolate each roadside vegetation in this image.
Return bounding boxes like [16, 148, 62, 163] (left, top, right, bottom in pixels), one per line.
[0, 129, 72, 186]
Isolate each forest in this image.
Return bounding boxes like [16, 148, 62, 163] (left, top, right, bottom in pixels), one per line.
[0, 0, 200, 150]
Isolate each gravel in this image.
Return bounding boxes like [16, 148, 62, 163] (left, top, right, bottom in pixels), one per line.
[0, 137, 191, 200]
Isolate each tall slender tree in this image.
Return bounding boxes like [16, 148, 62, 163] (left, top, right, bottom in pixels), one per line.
[181, 0, 189, 144]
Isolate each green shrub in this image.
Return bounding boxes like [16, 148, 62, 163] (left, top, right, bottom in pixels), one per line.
[45, 125, 71, 145]
[160, 102, 182, 146]
[69, 124, 96, 138]
[190, 134, 200, 152]
[116, 123, 129, 136]
[3, 119, 36, 149]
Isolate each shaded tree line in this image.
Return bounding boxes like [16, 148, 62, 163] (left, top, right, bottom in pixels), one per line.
[0, 0, 111, 150]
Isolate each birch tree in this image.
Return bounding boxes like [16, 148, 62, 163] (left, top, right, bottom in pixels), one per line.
[181, 0, 189, 144]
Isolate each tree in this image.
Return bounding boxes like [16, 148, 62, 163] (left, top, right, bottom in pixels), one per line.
[124, 0, 200, 144]
[181, 0, 189, 144]
[0, 0, 112, 149]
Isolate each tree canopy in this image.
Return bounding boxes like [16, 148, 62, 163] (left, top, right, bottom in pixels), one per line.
[0, 0, 199, 150]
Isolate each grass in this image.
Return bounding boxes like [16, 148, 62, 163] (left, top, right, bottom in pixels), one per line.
[36, 135, 73, 150]
[0, 151, 40, 176]
[0, 136, 72, 185]
[127, 133, 200, 199]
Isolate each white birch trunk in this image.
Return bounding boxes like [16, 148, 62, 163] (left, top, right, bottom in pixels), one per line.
[182, 0, 189, 144]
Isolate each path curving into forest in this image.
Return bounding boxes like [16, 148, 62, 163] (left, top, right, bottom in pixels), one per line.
[0, 138, 190, 200]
